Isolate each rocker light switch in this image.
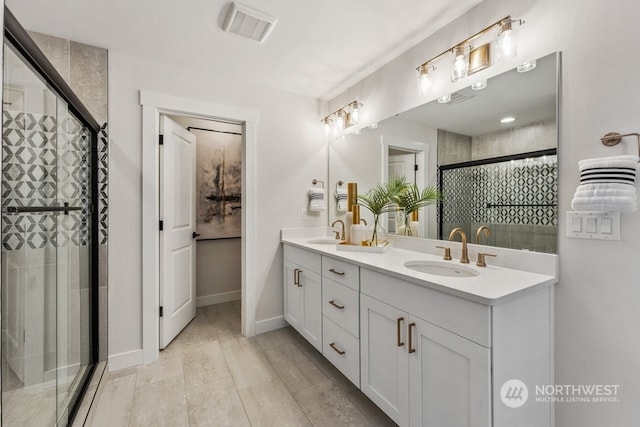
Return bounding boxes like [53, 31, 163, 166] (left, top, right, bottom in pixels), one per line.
[566, 211, 620, 240]
[570, 216, 582, 232]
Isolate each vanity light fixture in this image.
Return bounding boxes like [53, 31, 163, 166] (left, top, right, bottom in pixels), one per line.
[416, 64, 435, 97]
[500, 116, 516, 124]
[321, 100, 364, 138]
[495, 19, 517, 60]
[437, 94, 452, 104]
[517, 60, 537, 72]
[415, 15, 524, 95]
[451, 45, 469, 82]
[471, 79, 487, 90]
[369, 122, 378, 129]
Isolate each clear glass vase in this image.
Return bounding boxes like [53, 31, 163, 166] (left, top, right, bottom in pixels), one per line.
[366, 216, 387, 246]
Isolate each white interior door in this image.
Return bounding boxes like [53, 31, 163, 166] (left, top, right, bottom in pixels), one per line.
[388, 152, 416, 232]
[388, 152, 416, 184]
[160, 115, 197, 349]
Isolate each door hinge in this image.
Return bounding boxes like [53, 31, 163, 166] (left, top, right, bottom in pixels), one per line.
[159, 135, 164, 145]
[159, 220, 163, 231]
[159, 306, 164, 317]
[414, 164, 419, 171]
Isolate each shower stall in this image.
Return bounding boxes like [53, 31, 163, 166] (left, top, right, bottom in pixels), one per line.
[1, 9, 99, 426]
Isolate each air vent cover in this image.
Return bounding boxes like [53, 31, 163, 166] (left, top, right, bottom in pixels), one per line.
[223, 2, 277, 44]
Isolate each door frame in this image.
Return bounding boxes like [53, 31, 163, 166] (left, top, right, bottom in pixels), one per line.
[140, 90, 258, 364]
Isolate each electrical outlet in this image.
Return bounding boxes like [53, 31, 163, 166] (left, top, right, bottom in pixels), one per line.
[300, 208, 308, 221]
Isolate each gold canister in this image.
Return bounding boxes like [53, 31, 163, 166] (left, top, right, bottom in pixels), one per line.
[347, 182, 358, 212]
[351, 204, 360, 224]
[411, 210, 419, 221]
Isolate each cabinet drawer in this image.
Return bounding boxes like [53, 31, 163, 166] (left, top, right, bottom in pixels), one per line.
[322, 256, 359, 290]
[322, 279, 359, 337]
[284, 244, 321, 274]
[361, 268, 491, 347]
[322, 316, 360, 387]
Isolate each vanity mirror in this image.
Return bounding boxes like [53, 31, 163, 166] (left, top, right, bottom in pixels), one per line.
[329, 52, 559, 254]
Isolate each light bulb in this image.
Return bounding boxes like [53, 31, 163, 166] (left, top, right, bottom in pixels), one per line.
[450, 45, 468, 82]
[517, 60, 537, 73]
[350, 102, 361, 124]
[496, 20, 517, 60]
[322, 118, 331, 137]
[437, 94, 451, 104]
[471, 80, 487, 91]
[416, 65, 433, 97]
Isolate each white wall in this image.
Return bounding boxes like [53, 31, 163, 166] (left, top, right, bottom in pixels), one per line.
[108, 51, 326, 359]
[328, 0, 640, 425]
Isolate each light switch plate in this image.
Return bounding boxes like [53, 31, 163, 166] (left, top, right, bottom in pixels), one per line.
[565, 211, 620, 240]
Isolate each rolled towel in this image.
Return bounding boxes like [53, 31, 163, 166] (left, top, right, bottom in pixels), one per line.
[571, 155, 638, 212]
[308, 187, 326, 211]
[334, 188, 348, 212]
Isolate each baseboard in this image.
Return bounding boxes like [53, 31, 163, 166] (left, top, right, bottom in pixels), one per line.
[108, 349, 143, 371]
[197, 290, 241, 307]
[255, 315, 287, 334]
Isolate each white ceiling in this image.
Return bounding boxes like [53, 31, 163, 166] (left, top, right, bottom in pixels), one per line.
[6, 0, 484, 100]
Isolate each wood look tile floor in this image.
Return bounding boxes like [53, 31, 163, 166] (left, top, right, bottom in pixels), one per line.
[84, 301, 397, 427]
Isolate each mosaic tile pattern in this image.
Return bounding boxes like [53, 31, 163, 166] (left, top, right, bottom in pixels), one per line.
[1, 110, 92, 250]
[98, 123, 108, 245]
[440, 155, 558, 227]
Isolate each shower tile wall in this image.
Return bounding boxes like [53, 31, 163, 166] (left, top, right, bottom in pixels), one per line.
[28, 32, 109, 361]
[441, 156, 558, 253]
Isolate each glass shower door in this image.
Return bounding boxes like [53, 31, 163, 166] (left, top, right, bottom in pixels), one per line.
[2, 39, 95, 426]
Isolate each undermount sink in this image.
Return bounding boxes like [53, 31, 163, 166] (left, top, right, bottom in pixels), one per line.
[403, 260, 479, 278]
[306, 238, 344, 245]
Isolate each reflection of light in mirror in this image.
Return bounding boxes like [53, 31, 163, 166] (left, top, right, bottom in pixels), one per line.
[471, 80, 487, 90]
[517, 60, 537, 72]
[437, 94, 451, 104]
[354, 128, 361, 135]
[369, 122, 378, 129]
[500, 116, 516, 123]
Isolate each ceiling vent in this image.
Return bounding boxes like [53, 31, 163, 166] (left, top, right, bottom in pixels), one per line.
[222, 2, 277, 44]
[450, 91, 476, 105]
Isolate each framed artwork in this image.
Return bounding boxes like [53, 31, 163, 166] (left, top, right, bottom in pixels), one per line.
[191, 127, 242, 240]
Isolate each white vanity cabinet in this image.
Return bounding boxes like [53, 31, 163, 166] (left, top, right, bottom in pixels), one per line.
[283, 245, 322, 351]
[360, 268, 552, 427]
[321, 256, 360, 386]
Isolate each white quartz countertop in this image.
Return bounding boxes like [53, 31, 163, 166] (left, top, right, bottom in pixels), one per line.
[281, 236, 557, 305]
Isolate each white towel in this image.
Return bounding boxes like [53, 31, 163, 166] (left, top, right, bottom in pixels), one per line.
[334, 188, 348, 212]
[308, 187, 326, 211]
[571, 155, 639, 212]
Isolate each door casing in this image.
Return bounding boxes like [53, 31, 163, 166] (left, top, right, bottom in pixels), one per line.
[140, 91, 258, 365]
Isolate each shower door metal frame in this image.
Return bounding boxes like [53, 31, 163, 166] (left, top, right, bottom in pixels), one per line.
[3, 6, 100, 425]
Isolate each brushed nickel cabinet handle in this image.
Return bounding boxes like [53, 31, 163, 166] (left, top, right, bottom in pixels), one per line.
[329, 300, 345, 310]
[408, 322, 416, 354]
[397, 317, 405, 347]
[329, 342, 345, 355]
[329, 268, 345, 276]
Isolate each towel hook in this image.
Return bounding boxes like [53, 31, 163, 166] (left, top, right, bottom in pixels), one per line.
[335, 180, 344, 191]
[600, 132, 640, 159]
[312, 179, 325, 189]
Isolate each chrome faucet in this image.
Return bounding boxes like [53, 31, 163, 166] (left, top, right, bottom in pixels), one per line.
[475, 225, 491, 244]
[331, 219, 345, 240]
[448, 227, 469, 263]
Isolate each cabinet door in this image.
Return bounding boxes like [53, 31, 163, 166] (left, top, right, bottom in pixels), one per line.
[283, 260, 303, 332]
[301, 269, 322, 351]
[408, 316, 491, 427]
[360, 294, 409, 426]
